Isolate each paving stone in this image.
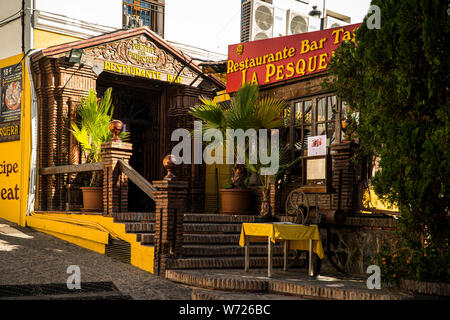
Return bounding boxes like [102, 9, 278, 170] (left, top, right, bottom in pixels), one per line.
[0, 218, 190, 300]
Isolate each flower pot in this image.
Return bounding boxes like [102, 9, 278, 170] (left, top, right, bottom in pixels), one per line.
[80, 186, 103, 212]
[219, 188, 253, 215]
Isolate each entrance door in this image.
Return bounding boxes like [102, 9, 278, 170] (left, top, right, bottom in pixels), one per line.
[97, 81, 161, 212]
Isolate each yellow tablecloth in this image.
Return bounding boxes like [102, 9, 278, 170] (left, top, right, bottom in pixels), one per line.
[239, 223, 325, 260]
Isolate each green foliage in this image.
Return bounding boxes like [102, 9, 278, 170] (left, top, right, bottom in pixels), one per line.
[325, 0, 449, 281]
[376, 240, 450, 284]
[71, 88, 129, 185]
[190, 83, 286, 190]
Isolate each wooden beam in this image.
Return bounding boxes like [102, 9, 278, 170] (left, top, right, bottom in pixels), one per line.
[40, 162, 103, 175]
[118, 159, 156, 201]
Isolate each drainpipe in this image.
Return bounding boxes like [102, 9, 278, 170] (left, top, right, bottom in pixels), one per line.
[21, 0, 25, 52]
[25, 49, 39, 217]
[25, 0, 38, 217]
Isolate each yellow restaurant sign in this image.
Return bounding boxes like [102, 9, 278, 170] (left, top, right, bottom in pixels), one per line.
[0, 121, 20, 139]
[103, 60, 182, 84]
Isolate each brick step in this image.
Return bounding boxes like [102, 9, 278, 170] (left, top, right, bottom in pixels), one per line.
[113, 212, 259, 224]
[166, 269, 412, 300]
[135, 232, 268, 246]
[126, 223, 245, 235]
[182, 233, 241, 244]
[113, 212, 155, 222]
[191, 288, 307, 300]
[166, 256, 300, 269]
[135, 233, 154, 245]
[165, 269, 269, 291]
[124, 222, 155, 233]
[183, 223, 242, 234]
[136, 234, 268, 246]
[183, 214, 259, 224]
[182, 244, 285, 257]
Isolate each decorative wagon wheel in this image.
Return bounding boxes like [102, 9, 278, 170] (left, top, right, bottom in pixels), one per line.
[285, 189, 310, 224]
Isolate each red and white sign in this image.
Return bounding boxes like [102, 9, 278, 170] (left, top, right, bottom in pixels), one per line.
[226, 23, 361, 93]
[307, 135, 327, 156]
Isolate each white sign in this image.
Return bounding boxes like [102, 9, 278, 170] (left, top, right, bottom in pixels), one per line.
[307, 135, 326, 156]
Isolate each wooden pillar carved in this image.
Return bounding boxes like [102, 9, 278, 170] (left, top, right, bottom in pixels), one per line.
[32, 55, 100, 211]
[165, 87, 212, 212]
[42, 58, 59, 210]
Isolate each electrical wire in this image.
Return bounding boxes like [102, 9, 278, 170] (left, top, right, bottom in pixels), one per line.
[0, 9, 22, 24]
[0, 9, 23, 28]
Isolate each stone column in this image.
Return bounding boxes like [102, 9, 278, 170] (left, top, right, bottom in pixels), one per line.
[153, 155, 188, 276]
[101, 139, 133, 215]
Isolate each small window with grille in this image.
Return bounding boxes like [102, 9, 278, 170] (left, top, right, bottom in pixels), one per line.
[283, 94, 344, 163]
[123, 0, 164, 37]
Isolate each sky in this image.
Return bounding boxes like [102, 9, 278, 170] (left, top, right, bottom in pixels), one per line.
[165, 0, 372, 55]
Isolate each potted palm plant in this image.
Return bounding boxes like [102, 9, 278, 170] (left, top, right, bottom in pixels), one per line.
[71, 87, 129, 212]
[190, 83, 286, 216]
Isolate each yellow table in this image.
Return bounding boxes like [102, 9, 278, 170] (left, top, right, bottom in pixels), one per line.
[239, 223, 325, 278]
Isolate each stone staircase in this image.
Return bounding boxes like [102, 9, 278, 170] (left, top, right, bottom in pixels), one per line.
[112, 212, 156, 246]
[112, 212, 302, 270]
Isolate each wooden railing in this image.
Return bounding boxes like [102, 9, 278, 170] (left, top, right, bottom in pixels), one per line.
[118, 159, 156, 201]
[40, 162, 103, 175]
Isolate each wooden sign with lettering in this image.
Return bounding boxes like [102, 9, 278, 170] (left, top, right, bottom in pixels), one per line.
[83, 35, 200, 86]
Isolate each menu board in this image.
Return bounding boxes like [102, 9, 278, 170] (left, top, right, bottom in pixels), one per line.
[0, 63, 22, 142]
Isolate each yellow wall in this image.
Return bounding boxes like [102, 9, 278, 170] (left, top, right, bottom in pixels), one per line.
[27, 213, 155, 273]
[0, 29, 83, 226]
[204, 147, 231, 211]
[0, 53, 31, 226]
[34, 29, 82, 49]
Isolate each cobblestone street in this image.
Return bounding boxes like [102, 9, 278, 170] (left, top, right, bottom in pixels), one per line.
[0, 218, 191, 300]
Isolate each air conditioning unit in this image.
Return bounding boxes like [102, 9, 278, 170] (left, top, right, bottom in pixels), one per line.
[308, 16, 321, 32]
[324, 15, 349, 29]
[286, 9, 309, 35]
[240, 0, 274, 42]
[273, 7, 286, 38]
[123, 14, 144, 29]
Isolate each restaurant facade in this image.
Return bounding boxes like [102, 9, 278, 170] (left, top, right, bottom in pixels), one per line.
[225, 23, 366, 218]
[221, 23, 399, 275]
[0, 10, 398, 276]
[30, 27, 224, 215]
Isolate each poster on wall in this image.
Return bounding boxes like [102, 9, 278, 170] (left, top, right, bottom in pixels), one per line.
[0, 63, 22, 142]
[307, 135, 327, 157]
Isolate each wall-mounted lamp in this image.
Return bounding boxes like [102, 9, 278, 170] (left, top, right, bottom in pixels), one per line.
[308, 5, 322, 18]
[68, 48, 83, 64]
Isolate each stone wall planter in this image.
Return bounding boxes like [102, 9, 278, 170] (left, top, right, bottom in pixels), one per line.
[399, 279, 449, 297]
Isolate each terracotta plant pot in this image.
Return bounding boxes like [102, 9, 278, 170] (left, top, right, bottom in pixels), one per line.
[219, 188, 253, 215]
[80, 186, 103, 212]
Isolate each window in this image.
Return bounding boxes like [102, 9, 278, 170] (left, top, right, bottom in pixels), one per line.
[283, 94, 343, 161]
[123, 0, 164, 37]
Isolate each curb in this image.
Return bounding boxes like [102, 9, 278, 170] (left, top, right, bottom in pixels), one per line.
[166, 269, 413, 300]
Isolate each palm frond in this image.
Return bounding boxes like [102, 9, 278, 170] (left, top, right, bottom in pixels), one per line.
[71, 87, 125, 164]
[190, 98, 227, 132]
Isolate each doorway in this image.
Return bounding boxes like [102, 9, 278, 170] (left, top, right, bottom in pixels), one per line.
[97, 74, 162, 212]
